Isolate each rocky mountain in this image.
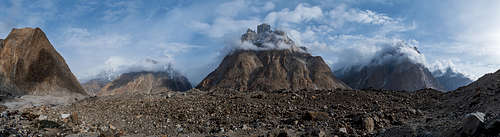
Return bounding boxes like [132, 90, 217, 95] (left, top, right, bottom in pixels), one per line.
[336, 43, 442, 91]
[98, 71, 192, 96]
[0, 28, 86, 96]
[432, 67, 473, 91]
[197, 24, 350, 91]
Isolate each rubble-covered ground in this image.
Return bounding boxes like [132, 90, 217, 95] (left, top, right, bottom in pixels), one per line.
[0, 89, 478, 137]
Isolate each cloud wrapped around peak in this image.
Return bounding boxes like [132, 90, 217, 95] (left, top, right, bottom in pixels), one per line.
[370, 41, 426, 66]
[226, 24, 307, 53]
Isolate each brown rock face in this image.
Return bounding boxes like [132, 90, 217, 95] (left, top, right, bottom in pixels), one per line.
[98, 71, 192, 96]
[0, 28, 86, 96]
[197, 50, 350, 91]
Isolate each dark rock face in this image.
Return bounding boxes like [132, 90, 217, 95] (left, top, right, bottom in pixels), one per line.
[336, 44, 442, 91]
[0, 28, 86, 96]
[433, 67, 473, 91]
[98, 71, 192, 96]
[338, 62, 441, 91]
[198, 24, 349, 91]
[257, 23, 271, 34]
[446, 69, 500, 114]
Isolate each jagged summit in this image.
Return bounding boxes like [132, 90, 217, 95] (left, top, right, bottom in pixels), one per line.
[241, 24, 306, 52]
[0, 27, 86, 96]
[432, 67, 473, 91]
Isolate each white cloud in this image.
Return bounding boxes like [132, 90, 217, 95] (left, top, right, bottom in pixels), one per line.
[195, 17, 261, 38]
[61, 27, 132, 48]
[264, 4, 323, 25]
[411, 1, 500, 79]
[80, 56, 175, 81]
[327, 4, 396, 28]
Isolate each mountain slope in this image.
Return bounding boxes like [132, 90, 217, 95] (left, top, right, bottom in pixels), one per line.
[445, 69, 500, 114]
[0, 28, 86, 96]
[336, 43, 442, 91]
[197, 24, 350, 91]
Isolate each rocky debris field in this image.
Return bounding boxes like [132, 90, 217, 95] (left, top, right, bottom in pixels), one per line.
[0, 88, 465, 137]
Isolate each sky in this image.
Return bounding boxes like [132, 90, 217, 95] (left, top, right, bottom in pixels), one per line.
[0, 0, 499, 84]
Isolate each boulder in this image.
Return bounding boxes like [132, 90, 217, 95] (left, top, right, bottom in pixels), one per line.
[302, 128, 326, 137]
[338, 128, 348, 134]
[462, 112, 485, 135]
[363, 117, 375, 132]
[303, 111, 329, 121]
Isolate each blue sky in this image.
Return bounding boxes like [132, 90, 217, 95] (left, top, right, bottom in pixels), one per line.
[1, 0, 499, 84]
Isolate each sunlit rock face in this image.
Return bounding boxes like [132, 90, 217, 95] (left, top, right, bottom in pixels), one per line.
[0, 28, 86, 96]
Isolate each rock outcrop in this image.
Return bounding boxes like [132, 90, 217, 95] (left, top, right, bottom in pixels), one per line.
[0, 28, 86, 96]
[98, 71, 192, 96]
[336, 43, 442, 91]
[197, 24, 350, 91]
